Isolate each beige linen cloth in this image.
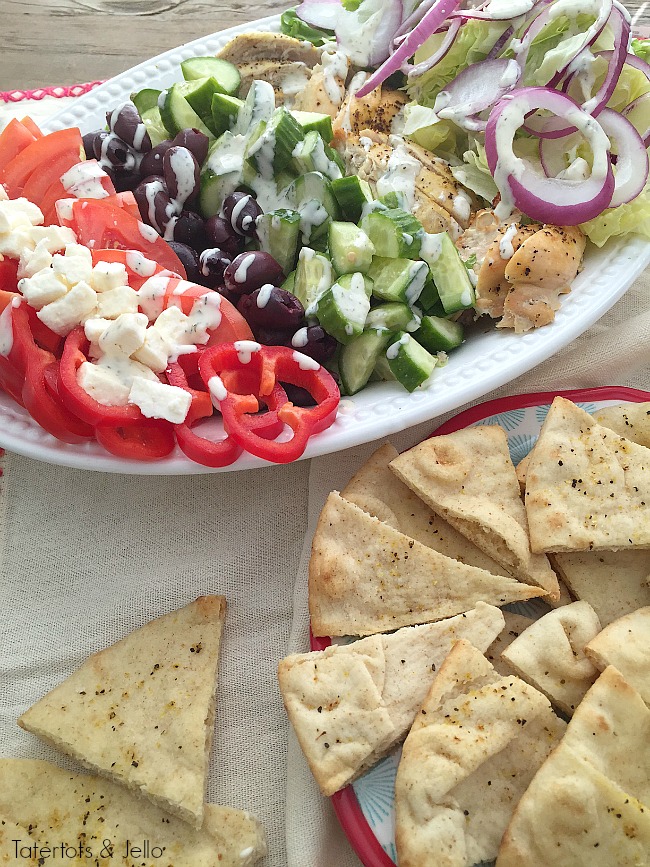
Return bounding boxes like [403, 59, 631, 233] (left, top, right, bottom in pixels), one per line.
[0, 272, 646, 867]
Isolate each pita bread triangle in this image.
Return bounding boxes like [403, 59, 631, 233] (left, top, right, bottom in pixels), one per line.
[341, 442, 510, 576]
[309, 492, 544, 637]
[497, 667, 650, 866]
[389, 425, 560, 599]
[524, 396, 650, 552]
[0, 759, 266, 866]
[395, 638, 565, 867]
[585, 606, 650, 704]
[18, 596, 226, 829]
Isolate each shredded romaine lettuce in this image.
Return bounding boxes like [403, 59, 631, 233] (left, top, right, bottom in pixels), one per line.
[402, 104, 462, 153]
[631, 38, 650, 63]
[580, 186, 650, 246]
[280, 9, 333, 45]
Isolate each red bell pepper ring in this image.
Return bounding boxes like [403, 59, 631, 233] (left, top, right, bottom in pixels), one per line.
[6, 303, 93, 443]
[198, 343, 340, 464]
[94, 418, 176, 461]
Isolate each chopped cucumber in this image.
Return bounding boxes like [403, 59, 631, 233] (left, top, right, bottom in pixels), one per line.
[211, 93, 244, 138]
[385, 331, 437, 392]
[180, 77, 226, 132]
[199, 130, 246, 217]
[246, 107, 304, 178]
[328, 222, 375, 276]
[313, 272, 371, 345]
[181, 57, 241, 96]
[285, 172, 340, 248]
[366, 302, 420, 333]
[360, 208, 424, 258]
[282, 270, 296, 295]
[234, 80, 276, 136]
[159, 84, 212, 137]
[415, 315, 464, 353]
[293, 248, 333, 310]
[418, 274, 440, 313]
[419, 232, 475, 314]
[378, 190, 410, 210]
[290, 110, 334, 142]
[368, 257, 428, 305]
[373, 353, 397, 382]
[336, 272, 373, 298]
[339, 328, 393, 395]
[292, 131, 342, 180]
[256, 209, 301, 276]
[131, 89, 161, 116]
[140, 107, 168, 147]
[330, 176, 373, 223]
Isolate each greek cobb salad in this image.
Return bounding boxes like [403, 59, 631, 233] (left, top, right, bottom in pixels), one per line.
[0, 0, 648, 467]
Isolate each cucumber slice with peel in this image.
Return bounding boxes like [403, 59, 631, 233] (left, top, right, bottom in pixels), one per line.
[159, 84, 212, 137]
[385, 331, 437, 392]
[360, 208, 424, 258]
[368, 257, 428, 305]
[211, 93, 244, 138]
[415, 315, 464, 352]
[420, 232, 475, 314]
[330, 176, 373, 223]
[181, 57, 241, 96]
[328, 222, 375, 276]
[366, 302, 420, 332]
[246, 107, 304, 178]
[312, 272, 371, 345]
[290, 110, 334, 141]
[256, 209, 301, 276]
[293, 247, 333, 310]
[131, 89, 161, 116]
[235, 80, 276, 136]
[339, 328, 393, 395]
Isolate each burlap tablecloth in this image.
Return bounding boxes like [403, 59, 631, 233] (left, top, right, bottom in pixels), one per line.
[0, 95, 649, 867]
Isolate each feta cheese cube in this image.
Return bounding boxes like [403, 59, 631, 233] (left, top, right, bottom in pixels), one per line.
[37, 280, 98, 335]
[0, 198, 43, 233]
[18, 241, 54, 280]
[132, 327, 170, 373]
[84, 317, 112, 346]
[95, 285, 139, 320]
[0, 227, 36, 259]
[152, 305, 190, 345]
[18, 269, 69, 309]
[96, 354, 158, 386]
[128, 376, 192, 424]
[98, 312, 148, 357]
[28, 225, 77, 254]
[77, 361, 130, 406]
[90, 261, 130, 293]
[186, 292, 223, 345]
[52, 244, 93, 286]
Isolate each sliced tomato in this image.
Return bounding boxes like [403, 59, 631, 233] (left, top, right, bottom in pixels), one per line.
[0, 119, 38, 171]
[0, 127, 83, 198]
[20, 117, 43, 139]
[69, 199, 187, 277]
[22, 149, 82, 212]
[41, 162, 117, 225]
[0, 260, 19, 295]
[90, 248, 168, 290]
[114, 190, 140, 220]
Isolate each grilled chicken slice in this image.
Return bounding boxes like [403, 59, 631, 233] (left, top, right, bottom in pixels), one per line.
[473, 222, 542, 318]
[292, 50, 351, 117]
[333, 82, 408, 140]
[342, 132, 471, 236]
[216, 33, 322, 105]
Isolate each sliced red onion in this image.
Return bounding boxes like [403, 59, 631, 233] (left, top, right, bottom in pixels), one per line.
[596, 107, 649, 206]
[296, 0, 341, 30]
[487, 25, 514, 58]
[406, 18, 461, 77]
[433, 57, 521, 127]
[448, 0, 535, 19]
[620, 49, 650, 84]
[485, 86, 615, 224]
[394, 0, 440, 40]
[336, 0, 403, 67]
[622, 92, 650, 147]
[355, 0, 462, 97]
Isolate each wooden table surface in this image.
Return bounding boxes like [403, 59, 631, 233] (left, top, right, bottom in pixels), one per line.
[1, 0, 649, 91]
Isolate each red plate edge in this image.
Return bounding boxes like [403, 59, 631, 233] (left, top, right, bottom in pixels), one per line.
[309, 384, 650, 867]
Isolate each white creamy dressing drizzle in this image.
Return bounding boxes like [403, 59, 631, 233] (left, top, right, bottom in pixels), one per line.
[126, 251, 157, 278]
[299, 200, 329, 243]
[233, 339, 261, 364]
[230, 194, 252, 231]
[256, 284, 274, 308]
[60, 161, 110, 200]
[339, 72, 368, 133]
[292, 350, 320, 371]
[167, 148, 197, 205]
[332, 277, 369, 335]
[499, 223, 519, 260]
[405, 262, 428, 306]
[558, 156, 591, 180]
[138, 221, 160, 243]
[386, 332, 410, 360]
[419, 232, 444, 264]
[320, 51, 348, 106]
[484, 0, 535, 15]
[208, 374, 228, 404]
[0, 297, 19, 357]
[137, 273, 173, 320]
[375, 137, 421, 210]
[209, 134, 247, 176]
[280, 67, 310, 100]
[291, 326, 309, 348]
[183, 292, 222, 344]
[234, 253, 257, 284]
[451, 191, 472, 225]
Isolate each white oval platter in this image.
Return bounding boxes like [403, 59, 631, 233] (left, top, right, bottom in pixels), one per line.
[1, 14, 649, 473]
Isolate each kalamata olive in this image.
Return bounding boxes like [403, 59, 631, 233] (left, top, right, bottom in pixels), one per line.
[98, 133, 138, 172]
[204, 215, 241, 256]
[250, 325, 296, 346]
[281, 383, 317, 407]
[173, 210, 207, 250]
[237, 286, 304, 332]
[162, 146, 200, 206]
[289, 325, 338, 364]
[133, 176, 177, 234]
[92, 130, 110, 161]
[82, 130, 103, 160]
[107, 102, 152, 153]
[214, 285, 241, 307]
[139, 140, 173, 180]
[223, 251, 285, 295]
[171, 129, 209, 165]
[167, 242, 201, 283]
[222, 192, 263, 236]
[199, 248, 232, 287]
[112, 169, 142, 193]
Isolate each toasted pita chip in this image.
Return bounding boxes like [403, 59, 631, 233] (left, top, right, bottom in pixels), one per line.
[516, 451, 531, 493]
[524, 397, 650, 552]
[390, 426, 559, 599]
[0, 759, 265, 866]
[0, 817, 40, 865]
[497, 667, 650, 866]
[18, 596, 226, 828]
[485, 610, 534, 676]
[395, 639, 565, 867]
[549, 549, 650, 626]
[584, 607, 650, 705]
[342, 443, 509, 575]
[279, 604, 505, 796]
[309, 493, 543, 637]
[496, 743, 650, 867]
[500, 601, 602, 715]
[592, 402, 650, 447]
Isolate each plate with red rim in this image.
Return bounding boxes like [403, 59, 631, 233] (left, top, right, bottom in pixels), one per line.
[1, 14, 649, 472]
[310, 384, 650, 867]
